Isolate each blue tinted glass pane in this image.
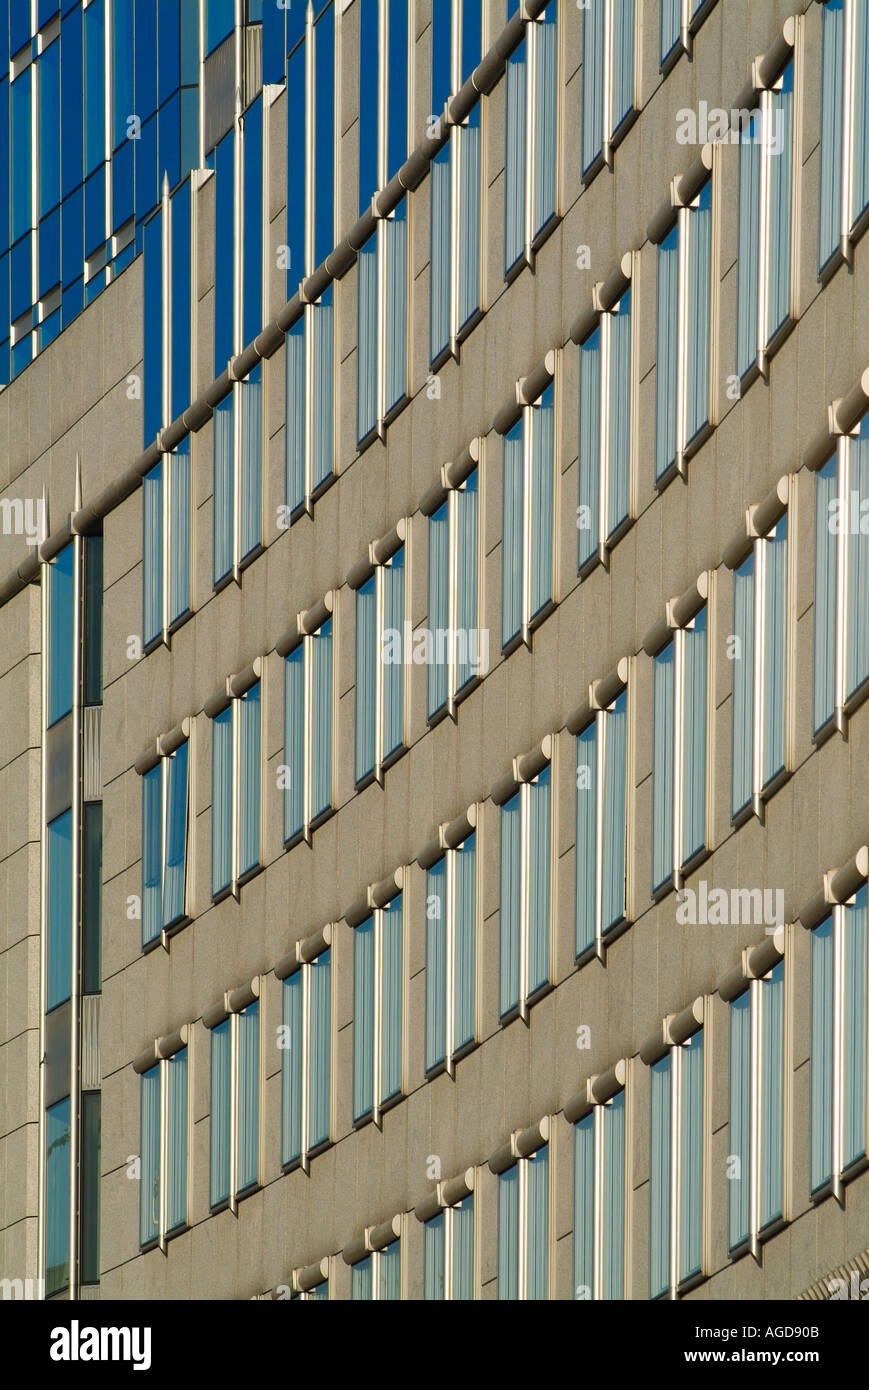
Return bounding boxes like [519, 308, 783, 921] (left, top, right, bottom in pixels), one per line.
[84, 0, 105, 176]
[10, 236, 32, 321]
[181, 84, 198, 177]
[0, 253, 7, 343]
[136, 112, 158, 220]
[39, 39, 61, 216]
[207, 0, 234, 55]
[10, 0, 30, 54]
[158, 90, 181, 192]
[359, 0, 378, 210]
[242, 96, 263, 345]
[314, 5, 334, 267]
[214, 128, 235, 369]
[287, 0, 305, 54]
[180, 1, 198, 83]
[262, 0, 284, 83]
[0, 80, 7, 249]
[62, 277, 82, 327]
[0, 0, 6, 69]
[0, 340, 8, 388]
[112, 0, 135, 149]
[47, 812, 73, 1010]
[432, 0, 451, 114]
[135, 0, 158, 122]
[85, 267, 106, 304]
[287, 43, 305, 283]
[61, 186, 83, 286]
[39, 0, 60, 27]
[45, 1099, 71, 1297]
[11, 71, 32, 243]
[387, 0, 407, 177]
[48, 545, 75, 725]
[40, 307, 61, 349]
[11, 335, 32, 377]
[158, 0, 180, 105]
[143, 210, 163, 442]
[84, 167, 105, 257]
[462, 0, 481, 82]
[112, 134, 135, 229]
[171, 181, 191, 420]
[60, 11, 83, 199]
[39, 208, 61, 296]
[113, 240, 135, 274]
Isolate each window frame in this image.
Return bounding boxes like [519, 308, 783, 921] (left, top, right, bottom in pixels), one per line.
[210, 679, 263, 901]
[424, 829, 479, 1078]
[280, 942, 333, 1172]
[573, 1083, 630, 1301]
[498, 758, 553, 1023]
[282, 612, 335, 846]
[580, 0, 638, 182]
[138, 1044, 190, 1252]
[208, 997, 262, 1214]
[142, 442, 193, 652]
[496, 1142, 550, 1301]
[352, 893, 405, 1127]
[141, 734, 191, 950]
[648, 1025, 707, 1300]
[574, 681, 630, 963]
[659, 0, 718, 73]
[504, 2, 560, 280]
[354, 543, 408, 788]
[426, 461, 485, 722]
[818, 0, 869, 279]
[576, 275, 635, 576]
[422, 1192, 476, 1301]
[501, 376, 558, 653]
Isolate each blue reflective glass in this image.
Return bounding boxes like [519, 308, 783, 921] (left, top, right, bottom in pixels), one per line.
[11, 70, 32, 244]
[143, 210, 163, 443]
[157, 0, 180, 105]
[242, 96, 263, 345]
[262, 0, 285, 84]
[214, 129, 235, 369]
[180, 2, 198, 84]
[83, 0, 105, 176]
[135, 0, 158, 122]
[158, 90, 181, 192]
[84, 168, 106, 258]
[359, 0, 378, 211]
[287, 0, 305, 54]
[207, 0, 234, 56]
[181, 85, 198, 178]
[0, 254, 7, 344]
[10, 0, 30, 54]
[171, 181, 192, 420]
[462, 0, 481, 82]
[0, 340, 8, 388]
[314, 5, 335, 268]
[113, 241, 135, 274]
[48, 544, 75, 726]
[432, 0, 451, 115]
[39, 39, 61, 217]
[39, 0, 60, 27]
[61, 186, 83, 287]
[39, 208, 61, 296]
[60, 10, 83, 200]
[10, 236, 32, 322]
[287, 43, 305, 283]
[40, 307, 61, 350]
[62, 277, 83, 328]
[45, 1098, 71, 1298]
[112, 135, 135, 230]
[136, 114, 159, 226]
[0, 80, 7, 248]
[11, 335, 32, 377]
[85, 267, 106, 305]
[112, 0, 135, 149]
[0, 0, 6, 70]
[387, 0, 408, 177]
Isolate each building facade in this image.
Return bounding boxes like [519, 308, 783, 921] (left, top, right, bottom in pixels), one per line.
[1, 0, 869, 1302]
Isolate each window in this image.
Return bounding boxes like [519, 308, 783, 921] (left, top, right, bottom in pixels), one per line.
[47, 543, 75, 727]
[139, 1047, 189, 1249]
[143, 178, 193, 448]
[736, 62, 796, 380]
[660, 0, 712, 68]
[499, 763, 552, 1020]
[497, 1145, 549, 1300]
[505, 1, 558, 275]
[357, 0, 410, 441]
[430, 0, 483, 363]
[425, 833, 477, 1075]
[80, 1091, 101, 1287]
[351, 1239, 401, 1300]
[649, 1029, 705, 1299]
[47, 810, 73, 1013]
[209, 1000, 260, 1209]
[574, 1089, 627, 1300]
[424, 1196, 475, 1300]
[292, 1275, 329, 1302]
[810, 888, 868, 1198]
[354, 545, 406, 785]
[502, 380, 556, 649]
[143, 441, 191, 648]
[45, 1097, 71, 1297]
[577, 287, 633, 572]
[281, 947, 331, 1169]
[141, 739, 190, 949]
[581, 0, 636, 179]
[285, 3, 336, 516]
[575, 689, 628, 959]
[819, 0, 869, 274]
[427, 466, 482, 719]
[211, 681, 262, 898]
[813, 418, 869, 734]
[651, 604, 709, 895]
[213, 366, 263, 586]
[731, 515, 789, 820]
[654, 178, 713, 482]
[352, 894, 403, 1124]
[728, 962, 785, 1255]
[283, 616, 333, 844]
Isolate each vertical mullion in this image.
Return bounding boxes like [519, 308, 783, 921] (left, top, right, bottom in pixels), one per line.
[160, 757, 168, 933]
[231, 700, 239, 894]
[304, 635, 312, 838]
[752, 539, 765, 813]
[159, 1061, 168, 1250]
[301, 963, 310, 1169]
[518, 1159, 527, 1300]
[757, 92, 770, 372]
[304, 12, 315, 503]
[676, 208, 687, 469]
[670, 1046, 680, 1297]
[602, 0, 612, 162]
[375, 567, 384, 779]
[836, 439, 848, 725]
[673, 631, 684, 888]
[593, 1105, 603, 1300]
[521, 408, 532, 641]
[594, 712, 605, 953]
[524, 19, 535, 261]
[749, 980, 760, 1251]
[598, 313, 610, 561]
[519, 784, 529, 1019]
[373, 910, 382, 1125]
[448, 491, 458, 715]
[69, 536, 83, 1300]
[833, 907, 844, 1196]
[445, 849, 455, 1073]
[37, 565, 49, 1292]
[229, 1013, 238, 1212]
[444, 1204, 453, 1302]
[842, 0, 855, 257]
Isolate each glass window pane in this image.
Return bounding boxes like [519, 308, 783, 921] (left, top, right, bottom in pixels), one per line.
[728, 992, 751, 1250]
[425, 859, 447, 1073]
[46, 1098, 72, 1294]
[499, 794, 522, 1017]
[48, 545, 75, 726]
[652, 644, 675, 892]
[139, 1069, 160, 1246]
[236, 1002, 260, 1193]
[166, 1048, 188, 1232]
[47, 810, 73, 1010]
[813, 458, 838, 733]
[810, 918, 834, 1194]
[681, 610, 708, 867]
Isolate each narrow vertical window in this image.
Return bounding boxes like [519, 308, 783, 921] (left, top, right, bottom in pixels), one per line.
[573, 1086, 627, 1300]
[505, 2, 558, 277]
[499, 764, 552, 1020]
[140, 738, 190, 950]
[354, 546, 406, 786]
[352, 895, 404, 1124]
[423, 1194, 475, 1300]
[577, 282, 633, 573]
[652, 604, 709, 895]
[281, 944, 332, 1168]
[138, 1044, 189, 1250]
[283, 613, 334, 844]
[209, 1000, 261, 1211]
[581, 0, 636, 179]
[813, 418, 869, 735]
[575, 685, 629, 959]
[648, 1028, 705, 1298]
[728, 961, 786, 1256]
[425, 833, 477, 1075]
[427, 465, 482, 719]
[210, 681, 262, 899]
[350, 1236, 402, 1299]
[501, 381, 556, 650]
[497, 1145, 549, 1300]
